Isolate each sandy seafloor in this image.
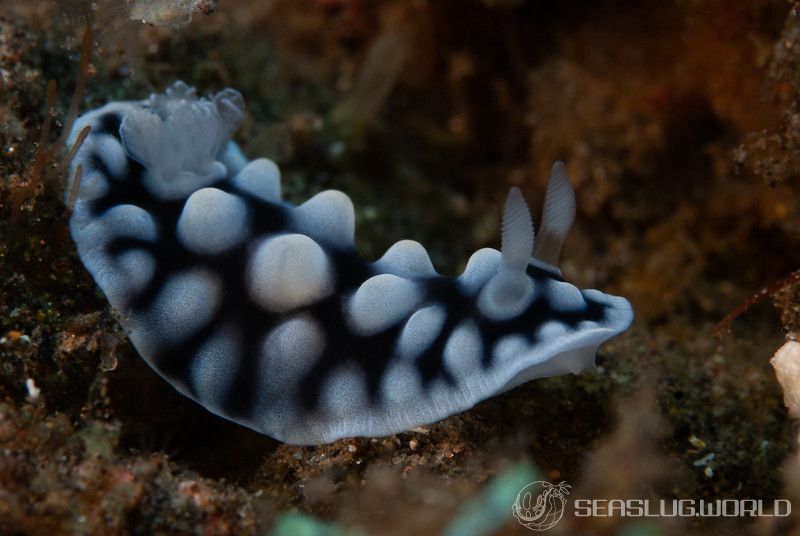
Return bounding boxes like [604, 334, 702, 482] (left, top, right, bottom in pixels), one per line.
[2, 1, 800, 534]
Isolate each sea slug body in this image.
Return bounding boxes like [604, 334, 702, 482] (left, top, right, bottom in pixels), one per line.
[66, 82, 634, 445]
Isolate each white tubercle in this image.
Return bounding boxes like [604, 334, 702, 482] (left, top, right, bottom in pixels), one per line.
[247, 234, 334, 312]
[293, 190, 355, 248]
[233, 158, 281, 202]
[177, 187, 248, 254]
[457, 248, 502, 294]
[348, 274, 422, 336]
[131, 268, 222, 354]
[261, 314, 326, 389]
[375, 240, 437, 278]
[396, 304, 447, 360]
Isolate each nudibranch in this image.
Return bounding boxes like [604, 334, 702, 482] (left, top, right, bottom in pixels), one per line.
[66, 82, 633, 444]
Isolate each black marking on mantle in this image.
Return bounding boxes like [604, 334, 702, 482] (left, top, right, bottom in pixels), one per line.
[87, 111, 612, 421]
